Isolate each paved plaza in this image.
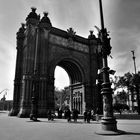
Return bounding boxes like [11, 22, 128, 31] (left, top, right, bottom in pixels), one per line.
[0, 111, 140, 140]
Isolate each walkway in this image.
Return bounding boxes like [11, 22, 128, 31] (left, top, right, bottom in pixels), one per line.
[0, 111, 140, 140]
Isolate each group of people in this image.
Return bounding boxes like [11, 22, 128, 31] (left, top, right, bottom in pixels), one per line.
[47, 110, 56, 121]
[83, 108, 100, 123]
[47, 108, 100, 123]
[64, 108, 80, 122]
[84, 110, 92, 123]
[47, 108, 80, 122]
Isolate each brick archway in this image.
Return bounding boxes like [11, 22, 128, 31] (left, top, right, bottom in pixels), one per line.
[51, 58, 85, 84]
[9, 8, 101, 117]
[53, 58, 86, 114]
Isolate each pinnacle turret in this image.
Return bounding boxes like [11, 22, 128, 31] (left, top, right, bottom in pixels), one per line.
[26, 7, 39, 21]
[40, 12, 52, 26]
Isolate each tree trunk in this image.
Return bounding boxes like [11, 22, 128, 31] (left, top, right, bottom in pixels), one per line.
[136, 85, 140, 115]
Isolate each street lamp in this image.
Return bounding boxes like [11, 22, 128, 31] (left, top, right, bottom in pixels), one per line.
[96, 0, 122, 135]
[131, 51, 140, 114]
[131, 50, 137, 74]
[130, 50, 137, 112]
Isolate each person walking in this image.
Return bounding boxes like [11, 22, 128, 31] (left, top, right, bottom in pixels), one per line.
[47, 110, 55, 121]
[58, 108, 63, 119]
[87, 110, 91, 123]
[83, 110, 87, 122]
[96, 108, 100, 121]
[47, 110, 52, 121]
[91, 109, 95, 121]
[65, 108, 71, 122]
[72, 109, 79, 122]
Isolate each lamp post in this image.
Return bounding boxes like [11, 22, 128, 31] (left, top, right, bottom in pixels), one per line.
[131, 50, 137, 74]
[131, 50, 137, 112]
[131, 51, 140, 114]
[96, 0, 121, 135]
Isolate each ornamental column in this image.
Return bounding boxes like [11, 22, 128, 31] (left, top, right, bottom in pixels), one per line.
[47, 75, 55, 110]
[36, 12, 52, 117]
[9, 23, 25, 116]
[96, 0, 121, 135]
[18, 7, 40, 118]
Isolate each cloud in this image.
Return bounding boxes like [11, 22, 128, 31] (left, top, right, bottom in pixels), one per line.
[113, 0, 140, 30]
[110, 30, 140, 75]
[112, 27, 140, 73]
[46, 0, 99, 37]
[0, 34, 16, 100]
[103, 0, 140, 75]
[0, 0, 140, 99]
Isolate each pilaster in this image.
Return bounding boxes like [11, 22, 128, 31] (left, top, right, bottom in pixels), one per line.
[84, 83, 92, 110]
[18, 74, 33, 117]
[47, 75, 55, 110]
[9, 24, 25, 116]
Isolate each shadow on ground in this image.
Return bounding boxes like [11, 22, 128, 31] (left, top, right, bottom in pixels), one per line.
[123, 131, 140, 136]
[0, 111, 8, 113]
[26, 119, 100, 125]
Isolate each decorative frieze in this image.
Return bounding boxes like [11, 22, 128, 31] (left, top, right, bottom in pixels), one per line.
[49, 34, 89, 53]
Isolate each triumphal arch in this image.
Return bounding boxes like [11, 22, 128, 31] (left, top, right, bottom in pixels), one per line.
[9, 8, 102, 117]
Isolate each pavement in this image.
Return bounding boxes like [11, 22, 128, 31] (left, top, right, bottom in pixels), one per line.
[0, 111, 140, 140]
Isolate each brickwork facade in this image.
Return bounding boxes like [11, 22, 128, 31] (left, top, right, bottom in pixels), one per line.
[9, 8, 102, 117]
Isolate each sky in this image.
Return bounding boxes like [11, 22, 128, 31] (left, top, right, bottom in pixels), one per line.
[0, 0, 140, 100]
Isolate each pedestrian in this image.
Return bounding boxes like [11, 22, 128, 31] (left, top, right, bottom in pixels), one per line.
[87, 110, 91, 123]
[65, 108, 71, 122]
[64, 109, 67, 119]
[83, 110, 87, 122]
[47, 110, 55, 121]
[91, 109, 95, 121]
[51, 110, 55, 121]
[96, 108, 100, 121]
[47, 110, 52, 121]
[72, 109, 79, 122]
[58, 108, 63, 119]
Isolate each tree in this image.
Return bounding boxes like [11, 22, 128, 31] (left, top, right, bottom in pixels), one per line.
[110, 75, 120, 91]
[116, 73, 134, 107]
[54, 87, 70, 110]
[114, 90, 127, 104]
[113, 71, 140, 114]
[116, 72, 132, 89]
[113, 103, 129, 115]
[130, 71, 140, 114]
[111, 72, 138, 112]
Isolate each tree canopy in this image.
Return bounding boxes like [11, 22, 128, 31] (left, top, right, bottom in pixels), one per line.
[112, 71, 140, 114]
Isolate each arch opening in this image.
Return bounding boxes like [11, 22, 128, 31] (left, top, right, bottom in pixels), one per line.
[57, 59, 83, 85]
[54, 66, 70, 90]
[54, 59, 85, 114]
